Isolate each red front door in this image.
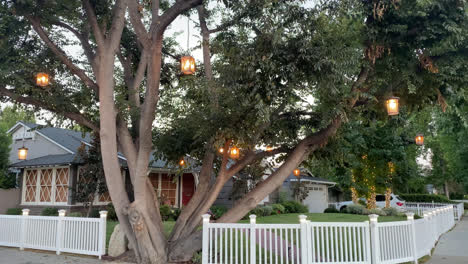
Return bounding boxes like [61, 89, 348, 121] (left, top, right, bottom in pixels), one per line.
[182, 173, 195, 206]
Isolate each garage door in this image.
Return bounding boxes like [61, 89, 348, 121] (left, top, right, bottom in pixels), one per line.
[303, 185, 328, 213]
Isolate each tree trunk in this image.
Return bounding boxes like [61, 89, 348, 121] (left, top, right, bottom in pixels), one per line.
[444, 181, 450, 199]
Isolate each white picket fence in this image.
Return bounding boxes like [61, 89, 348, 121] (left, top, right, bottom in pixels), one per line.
[0, 209, 108, 258]
[202, 204, 459, 264]
[405, 202, 464, 221]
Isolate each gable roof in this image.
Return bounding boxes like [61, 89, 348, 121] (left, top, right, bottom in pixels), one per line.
[8, 121, 91, 154]
[10, 154, 78, 168]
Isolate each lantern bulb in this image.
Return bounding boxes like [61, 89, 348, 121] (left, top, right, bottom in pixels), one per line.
[266, 146, 273, 152]
[36, 73, 49, 87]
[415, 134, 424, 146]
[228, 146, 240, 159]
[293, 169, 301, 177]
[219, 147, 224, 154]
[386, 97, 400, 116]
[181, 56, 196, 75]
[179, 159, 185, 166]
[18, 147, 28, 160]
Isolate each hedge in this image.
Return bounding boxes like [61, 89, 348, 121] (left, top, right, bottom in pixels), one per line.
[399, 194, 455, 204]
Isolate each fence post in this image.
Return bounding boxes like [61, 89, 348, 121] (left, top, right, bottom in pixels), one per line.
[202, 214, 210, 264]
[369, 214, 380, 264]
[423, 212, 431, 256]
[98, 210, 108, 259]
[20, 209, 29, 250]
[249, 215, 256, 264]
[299, 215, 308, 264]
[56, 209, 66, 255]
[406, 212, 418, 264]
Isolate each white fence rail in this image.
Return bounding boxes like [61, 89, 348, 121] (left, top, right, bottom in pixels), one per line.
[0, 209, 107, 258]
[202, 204, 459, 264]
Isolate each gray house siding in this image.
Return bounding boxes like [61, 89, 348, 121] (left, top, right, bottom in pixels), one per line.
[214, 178, 235, 208]
[9, 133, 69, 165]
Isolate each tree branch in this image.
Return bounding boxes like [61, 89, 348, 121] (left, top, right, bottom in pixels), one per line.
[128, 0, 150, 47]
[0, 86, 99, 131]
[82, 0, 106, 48]
[26, 16, 99, 94]
[152, 0, 203, 37]
[107, 0, 128, 52]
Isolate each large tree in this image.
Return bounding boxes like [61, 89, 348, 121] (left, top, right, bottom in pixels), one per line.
[1, 0, 467, 263]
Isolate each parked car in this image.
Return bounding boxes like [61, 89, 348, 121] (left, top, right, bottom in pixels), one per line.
[334, 193, 406, 212]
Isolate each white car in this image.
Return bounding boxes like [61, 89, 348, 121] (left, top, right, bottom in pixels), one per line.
[335, 194, 406, 212]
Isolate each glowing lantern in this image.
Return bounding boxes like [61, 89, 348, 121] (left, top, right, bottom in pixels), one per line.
[293, 169, 301, 178]
[36, 73, 49, 87]
[229, 146, 240, 159]
[18, 147, 28, 160]
[415, 134, 424, 146]
[386, 97, 400, 116]
[181, 56, 196, 75]
[266, 146, 273, 152]
[218, 147, 225, 154]
[179, 158, 185, 166]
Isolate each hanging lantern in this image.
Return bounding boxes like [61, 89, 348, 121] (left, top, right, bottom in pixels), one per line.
[18, 147, 28, 160]
[293, 169, 301, 178]
[179, 158, 186, 167]
[385, 97, 400, 116]
[36, 72, 49, 87]
[181, 56, 196, 75]
[415, 134, 424, 146]
[229, 146, 240, 159]
[266, 146, 273, 152]
[218, 147, 225, 154]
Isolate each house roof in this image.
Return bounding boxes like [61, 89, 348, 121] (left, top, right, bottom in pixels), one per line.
[284, 172, 336, 185]
[8, 121, 194, 170]
[9, 154, 79, 168]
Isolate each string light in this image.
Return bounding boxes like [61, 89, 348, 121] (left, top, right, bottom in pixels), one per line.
[36, 73, 49, 87]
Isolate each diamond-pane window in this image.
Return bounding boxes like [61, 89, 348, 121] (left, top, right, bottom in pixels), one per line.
[25, 170, 38, 202]
[55, 168, 69, 203]
[39, 169, 53, 202]
[99, 192, 111, 202]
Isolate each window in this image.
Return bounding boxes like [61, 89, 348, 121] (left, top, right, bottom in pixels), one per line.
[22, 167, 69, 204]
[76, 166, 112, 204]
[149, 172, 178, 206]
[25, 170, 38, 202]
[39, 169, 53, 202]
[55, 168, 69, 202]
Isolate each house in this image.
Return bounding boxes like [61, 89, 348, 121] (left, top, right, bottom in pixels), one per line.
[214, 169, 336, 213]
[7, 121, 197, 215]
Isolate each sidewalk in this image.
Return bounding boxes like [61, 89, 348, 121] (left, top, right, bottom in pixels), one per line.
[427, 216, 468, 264]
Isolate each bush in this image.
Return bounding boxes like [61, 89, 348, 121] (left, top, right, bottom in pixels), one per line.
[107, 203, 118, 221]
[324, 207, 339, 213]
[358, 200, 367, 206]
[160, 205, 172, 221]
[399, 194, 454, 203]
[271, 204, 285, 215]
[5, 208, 22, 215]
[68, 212, 82, 217]
[450, 193, 464, 200]
[282, 200, 308, 213]
[250, 206, 265, 217]
[277, 190, 288, 204]
[346, 204, 368, 215]
[262, 205, 273, 216]
[172, 207, 181, 220]
[210, 205, 227, 220]
[382, 207, 399, 216]
[41, 207, 59, 216]
[368, 208, 387, 216]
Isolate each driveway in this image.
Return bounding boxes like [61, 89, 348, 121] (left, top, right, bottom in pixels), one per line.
[0, 247, 130, 264]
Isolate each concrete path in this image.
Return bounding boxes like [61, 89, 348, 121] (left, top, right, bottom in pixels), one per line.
[427, 216, 468, 264]
[0, 247, 131, 264]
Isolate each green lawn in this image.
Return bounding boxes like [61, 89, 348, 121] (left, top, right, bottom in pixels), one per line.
[106, 213, 406, 247]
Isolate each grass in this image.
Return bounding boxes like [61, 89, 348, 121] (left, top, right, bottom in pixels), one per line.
[105, 213, 406, 248]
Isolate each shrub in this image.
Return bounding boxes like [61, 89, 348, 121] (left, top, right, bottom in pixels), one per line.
[382, 207, 399, 216]
[172, 207, 181, 220]
[399, 194, 454, 203]
[324, 207, 339, 213]
[272, 204, 285, 214]
[450, 193, 464, 200]
[464, 203, 468, 210]
[358, 200, 367, 206]
[282, 201, 308, 213]
[41, 207, 59, 216]
[5, 208, 22, 215]
[277, 190, 288, 204]
[107, 203, 118, 221]
[160, 205, 172, 221]
[210, 205, 227, 220]
[68, 212, 82, 217]
[346, 204, 368, 215]
[262, 205, 273, 216]
[250, 206, 265, 217]
[368, 208, 387, 216]
[89, 208, 100, 218]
